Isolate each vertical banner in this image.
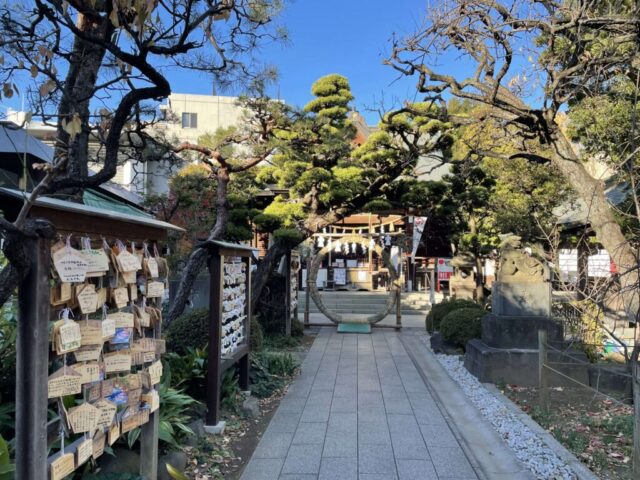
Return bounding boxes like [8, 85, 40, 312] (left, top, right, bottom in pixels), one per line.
[411, 216, 427, 262]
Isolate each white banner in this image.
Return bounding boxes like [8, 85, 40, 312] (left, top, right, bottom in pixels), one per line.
[411, 216, 427, 262]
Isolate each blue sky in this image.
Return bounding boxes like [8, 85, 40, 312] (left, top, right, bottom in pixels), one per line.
[171, 0, 431, 125]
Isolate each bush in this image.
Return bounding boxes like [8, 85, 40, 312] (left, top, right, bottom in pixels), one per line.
[250, 351, 299, 398]
[291, 319, 304, 337]
[165, 308, 209, 354]
[440, 307, 485, 349]
[425, 298, 481, 333]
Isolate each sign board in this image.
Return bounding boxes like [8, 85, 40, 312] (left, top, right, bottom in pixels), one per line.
[334, 268, 346, 285]
[437, 257, 453, 280]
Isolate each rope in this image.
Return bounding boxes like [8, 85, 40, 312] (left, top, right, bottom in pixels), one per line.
[542, 364, 630, 407]
[544, 342, 636, 378]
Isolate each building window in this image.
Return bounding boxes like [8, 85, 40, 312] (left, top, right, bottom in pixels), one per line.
[181, 112, 198, 128]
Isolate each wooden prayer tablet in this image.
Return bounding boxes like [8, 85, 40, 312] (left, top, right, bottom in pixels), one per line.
[146, 281, 164, 298]
[53, 246, 89, 283]
[107, 421, 120, 445]
[50, 452, 75, 480]
[76, 284, 98, 314]
[122, 270, 137, 284]
[94, 399, 117, 429]
[54, 320, 82, 355]
[142, 390, 160, 412]
[143, 360, 163, 387]
[96, 287, 107, 308]
[116, 250, 142, 272]
[104, 350, 132, 373]
[51, 282, 72, 306]
[82, 248, 110, 275]
[92, 431, 106, 459]
[76, 437, 93, 466]
[102, 317, 116, 339]
[67, 402, 99, 433]
[121, 410, 140, 434]
[112, 287, 129, 309]
[74, 344, 102, 362]
[129, 283, 138, 301]
[145, 257, 159, 278]
[74, 362, 101, 384]
[79, 320, 104, 345]
[48, 367, 82, 398]
[108, 311, 134, 328]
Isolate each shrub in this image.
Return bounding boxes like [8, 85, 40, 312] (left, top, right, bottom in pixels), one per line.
[165, 308, 209, 354]
[425, 298, 481, 333]
[250, 351, 299, 398]
[440, 308, 485, 349]
[291, 319, 304, 337]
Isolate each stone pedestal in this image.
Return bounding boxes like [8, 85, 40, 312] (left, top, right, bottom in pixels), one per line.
[464, 280, 589, 386]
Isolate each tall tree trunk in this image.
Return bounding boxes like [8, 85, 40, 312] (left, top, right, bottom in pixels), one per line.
[550, 129, 639, 320]
[165, 168, 230, 325]
[55, 15, 112, 190]
[251, 239, 288, 311]
[468, 215, 485, 302]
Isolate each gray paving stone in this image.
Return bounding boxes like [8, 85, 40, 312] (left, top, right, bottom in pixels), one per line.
[254, 432, 294, 458]
[282, 444, 322, 475]
[279, 475, 318, 480]
[327, 413, 357, 434]
[241, 458, 284, 480]
[322, 433, 357, 458]
[269, 413, 303, 433]
[419, 423, 459, 447]
[358, 420, 391, 445]
[358, 474, 398, 480]
[330, 395, 357, 413]
[390, 430, 429, 460]
[318, 457, 357, 480]
[396, 459, 438, 480]
[428, 446, 477, 478]
[358, 443, 396, 475]
[293, 422, 327, 445]
[387, 414, 419, 434]
[279, 397, 308, 414]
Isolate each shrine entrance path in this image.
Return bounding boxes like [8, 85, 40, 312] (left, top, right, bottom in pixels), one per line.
[240, 328, 532, 480]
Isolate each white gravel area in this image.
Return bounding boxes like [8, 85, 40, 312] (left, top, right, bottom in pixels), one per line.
[423, 338, 576, 480]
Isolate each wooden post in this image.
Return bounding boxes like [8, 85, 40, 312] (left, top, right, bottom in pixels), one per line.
[304, 256, 311, 328]
[285, 249, 292, 336]
[395, 286, 402, 330]
[240, 255, 252, 391]
[632, 345, 640, 476]
[16, 238, 50, 480]
[538, 329, 549, 411]
[140, 296, 161, 479]
[206, 252, 223, 426]
[577, 235, 589, 300]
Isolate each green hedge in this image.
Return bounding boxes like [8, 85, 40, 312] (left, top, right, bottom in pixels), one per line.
[165, 308, 264, 353]
[425, 298, 481, 333]
[165, 308, 209, 354]
[440, 307, 485, 349]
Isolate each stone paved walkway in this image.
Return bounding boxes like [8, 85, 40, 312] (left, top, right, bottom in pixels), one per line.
[240, 328, 481, 480]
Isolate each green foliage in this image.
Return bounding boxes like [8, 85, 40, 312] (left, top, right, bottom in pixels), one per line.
[0, 404, 14, 439]
[425, 298, 481, 333]
[252, 213, 282, 233]
[165, 308, 209, 354]
[220, 370, 243, 413]
[0, 434, 14, 480]
[273, 228, 303, 245]
[164, 347, 207, 401]
[440, 308, 485, 349]
[249, 351, 299, 398]
[0, 294, 16, 406]
[127, 373, 198, 451]
[262, 334, 302, 351]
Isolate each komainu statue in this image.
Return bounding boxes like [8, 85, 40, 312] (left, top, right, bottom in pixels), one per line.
[497, 234, 549, 282]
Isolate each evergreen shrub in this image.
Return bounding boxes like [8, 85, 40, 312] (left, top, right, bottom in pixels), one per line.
[425, 298, 481, 332]
[440, 307, 485, 349]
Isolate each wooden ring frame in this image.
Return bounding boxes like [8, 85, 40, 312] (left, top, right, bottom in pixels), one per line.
[308, 235, 399, 324]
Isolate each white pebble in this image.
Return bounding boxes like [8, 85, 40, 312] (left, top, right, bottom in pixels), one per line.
[421, 337, 576, 480]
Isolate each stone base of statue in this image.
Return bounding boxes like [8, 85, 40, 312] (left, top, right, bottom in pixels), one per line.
[464, 272, 588, 385]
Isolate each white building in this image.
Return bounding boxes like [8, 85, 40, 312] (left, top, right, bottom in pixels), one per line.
[5, 93, 249, 197]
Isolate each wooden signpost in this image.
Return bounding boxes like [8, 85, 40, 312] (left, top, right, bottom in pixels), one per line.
[203, 240, 256, 433]
[10, 195, 182, 480]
